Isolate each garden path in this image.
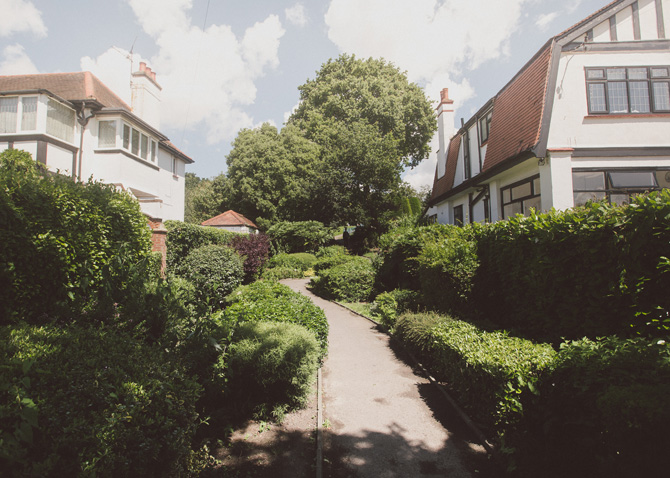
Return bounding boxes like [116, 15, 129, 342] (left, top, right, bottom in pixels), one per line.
[282, 278, 491, 478]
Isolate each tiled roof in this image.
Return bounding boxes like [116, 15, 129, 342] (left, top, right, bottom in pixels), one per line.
[202, 210, 258, 229]
[0, 72, 131, 110]
[430, 134, 461, 203]
[482, 44, 552, 172]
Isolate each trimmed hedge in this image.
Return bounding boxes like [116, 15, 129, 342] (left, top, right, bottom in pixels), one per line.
[310, 256, 375, 302]
[0, 324, 204, 477]
[221, 281, 328, 358]
[394, 312, 556, 431]
[371, 289, 420, 330]
[164, 221, 236, 275]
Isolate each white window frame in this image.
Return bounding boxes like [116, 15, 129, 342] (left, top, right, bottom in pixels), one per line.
[120, 121, 158, 163]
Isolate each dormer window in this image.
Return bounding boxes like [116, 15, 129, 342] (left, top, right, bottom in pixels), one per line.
[479, 110, 492, 144]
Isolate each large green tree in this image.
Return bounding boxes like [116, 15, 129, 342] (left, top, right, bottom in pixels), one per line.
[184, 172, 230, 224]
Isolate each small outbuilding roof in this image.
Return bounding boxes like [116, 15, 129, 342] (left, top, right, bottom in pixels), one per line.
[201, 210, 258, 229]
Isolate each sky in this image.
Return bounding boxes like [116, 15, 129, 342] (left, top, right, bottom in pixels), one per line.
[1, 0, 610, 191]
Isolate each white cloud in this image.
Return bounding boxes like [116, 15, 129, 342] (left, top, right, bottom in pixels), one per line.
[285, 3, 308, 27]
[0, 0, 47, 38]
[83, 0, 286, 145]
[535, 12, 558, 30]
[0, 43, 39, 75]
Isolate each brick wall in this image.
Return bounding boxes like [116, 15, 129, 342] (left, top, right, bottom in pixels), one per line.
[147, 216, 167, 275]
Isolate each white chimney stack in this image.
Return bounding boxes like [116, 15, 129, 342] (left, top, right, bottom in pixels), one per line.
[436, 88, 455, 178]
[131, 62, 162, 129]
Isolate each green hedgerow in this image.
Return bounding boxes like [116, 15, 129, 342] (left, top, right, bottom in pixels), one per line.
[310, 256, 375, 302]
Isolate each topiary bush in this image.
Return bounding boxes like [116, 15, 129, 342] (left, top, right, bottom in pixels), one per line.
[0, 323, 205, 477]
[310, 256, 375, 302]
[164, 221, 236, 275]
[228, 233, 271, 283]
[179, 245, 244, 310]
[223, 321, 320, 421]
[0, 149, 151, 324]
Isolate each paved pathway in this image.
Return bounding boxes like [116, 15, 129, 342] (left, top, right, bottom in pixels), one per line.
[283, 279, 487, 478]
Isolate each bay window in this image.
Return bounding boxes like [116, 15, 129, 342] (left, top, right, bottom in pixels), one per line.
[46, 98, 75, 143]
[98, 120, 117, 148]
[120, 122, 158, 162]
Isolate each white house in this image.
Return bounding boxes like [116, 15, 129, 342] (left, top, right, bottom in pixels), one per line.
[428, 0, 670, 225]
[0, 63, 192, 221]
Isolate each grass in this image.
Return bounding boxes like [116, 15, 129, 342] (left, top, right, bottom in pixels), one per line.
[338, 302, 375, 320]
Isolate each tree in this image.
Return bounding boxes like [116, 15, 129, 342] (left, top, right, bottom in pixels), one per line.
[288, 54, 437, 228]
[184, 172, 230, 224]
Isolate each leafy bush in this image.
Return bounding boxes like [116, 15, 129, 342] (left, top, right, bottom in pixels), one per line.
[316, 245, 347, 258]
[394, 312, 556, 432]
[179, 245, 244, 310]
[0, 324, 204, 477]
[266, 252, 317, 272]
[313, 249, 353, 274]
[310, 256, 375, 302]
[266, 220, 335, 253]
[222, 281, 328, 357]
[0, 149, 151, 323]
[223, 321, 320, 421]
[512, 336, 670, 478]
[372, 289, 420, 330]
[261, 266, 304, 281]
[228, 233, 271, 283]
[164, 221, 235, 275]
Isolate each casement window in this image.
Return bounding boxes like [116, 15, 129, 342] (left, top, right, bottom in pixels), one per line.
[585, 66, 670, 114]
[453, 205, 464, 226]
[98, 120, 117, 148]
[572, 169, 669, 206]
[501, 175, 541, 218]
[479, 110, 492, 144]
[46, 98, 75, 143]
[120, 122, 157, 162]
[0, 96, 38, 133]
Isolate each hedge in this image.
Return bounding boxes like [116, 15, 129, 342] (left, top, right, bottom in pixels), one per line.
[266, 220, 335, 253]
[164, 221, 236, 275]
[310, 256, 375, 302]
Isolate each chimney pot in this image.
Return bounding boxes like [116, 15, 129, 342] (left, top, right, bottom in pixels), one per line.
[440, 88, 454, 105]
[140, 61, 147, 71]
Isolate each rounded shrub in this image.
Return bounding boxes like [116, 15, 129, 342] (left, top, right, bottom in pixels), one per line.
[180, 245, 244, 310]
[0, 324, 204, 477]
[164, 221, 235, 275]
[310, 256, 375, 302]
[223, 321, 320, 421]
[266, 252, 317, 272]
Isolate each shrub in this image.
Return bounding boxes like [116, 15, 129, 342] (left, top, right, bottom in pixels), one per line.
[266, 252, 317, 272]
[310, 256, 375, 302]
[179, 245, 244, 310]
[512, 336, 670, 478]
[372, 289, 420, 330]
[313, 249, 353, 274]
[222, 281, 328, 358]
[394, 312, 556, 432]
[223, 321, 320, 421]
[0, 324, 204, 477]
[228, 233, 271, 283]
[261, 266, 304, 281]
[316, 245, 347, 258]
[164, 221, 236, 275]
[266, 220, 335, 253]
[0, 149, 151, 323]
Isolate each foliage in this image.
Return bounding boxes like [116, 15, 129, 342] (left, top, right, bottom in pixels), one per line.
[266, 252, 317, 272]
[184, 173, 229, 224]
[179, 245, 244, 310]
[0, 149, 151, 323]
[0, 324, 204, 477]
[310, 256, 375, 302]
[313, 247, 352, 274]
[222, 281, 328, 358]
[316, 245, 347, 258]
[261, 266, 305, 281]
[164, 221, 235, 275]
[229, 233, 271, 283]
[371, 289, 420, 330]
[512, 337, 670, 478]
[224, 321, 319, 421]
[226, 123, 320, 224]
[266, 220, 335, 253]
[394, 312, 556, 432]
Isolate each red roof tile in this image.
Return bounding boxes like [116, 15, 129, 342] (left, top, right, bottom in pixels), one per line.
[202, 210, 258, 229]
[430, 134, 461, 203]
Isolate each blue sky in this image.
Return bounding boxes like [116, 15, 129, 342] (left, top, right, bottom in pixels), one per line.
[1, 0, 609, 190]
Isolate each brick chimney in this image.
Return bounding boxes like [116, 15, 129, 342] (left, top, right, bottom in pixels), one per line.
[131, 62, 162, 129]
[436, 88, 455, 178]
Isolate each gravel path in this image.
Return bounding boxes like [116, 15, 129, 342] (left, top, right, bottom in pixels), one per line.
[282, 278, 491, 478]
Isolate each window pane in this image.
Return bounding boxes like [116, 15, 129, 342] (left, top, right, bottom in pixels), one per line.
[573, 171, 605, 190]
[607, 68, 626, 80]
[123, 124, 130, 149]
[608, 82, 629, 113]
[21, 97, 37, 131]
[46, 98, 75, 143]
[655, 170, 670, 189]
[574, 191, 606, 206]
[651, 67, 669, 78]
[533, 177, 541, 195]
[628, 68, 648, 80]
[151, 141, 157, 162]
[610, 193, 630, 206]
[0, 97, 18, 133]
[629, 81, 650, 113]
[511, 181, 532, 200]
[98, 120, 116, 148]
[502, 189, 511, 203]
[503, 202, 522, 218]
[652, 81, 670, 111]
[587, 69, 605, 79]
[588, 83, 607, 112]
[140, 134, 148, 159]
[608, 171, 657, 188]
[131, 128, 140, 155]
[523, 196, 542, 216]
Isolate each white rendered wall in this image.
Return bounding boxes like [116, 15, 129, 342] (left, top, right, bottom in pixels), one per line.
[539, 151, 575, 211]
[639, 0, 660, 39]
